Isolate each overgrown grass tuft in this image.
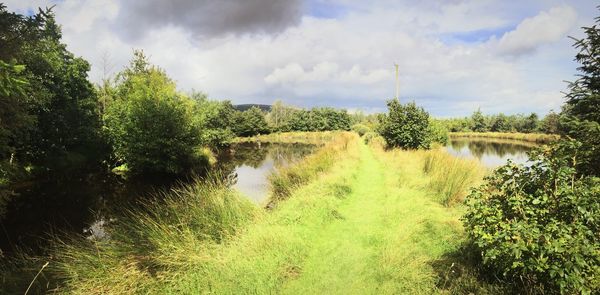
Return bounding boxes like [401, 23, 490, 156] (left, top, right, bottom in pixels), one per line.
[49, 175, 258, 294]
[421, 149, 485, 206]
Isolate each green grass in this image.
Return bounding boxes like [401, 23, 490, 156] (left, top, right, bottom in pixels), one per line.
[234, 131, 342, 145]
[5, 133, 504, 294]
[450, 131, 559, 144]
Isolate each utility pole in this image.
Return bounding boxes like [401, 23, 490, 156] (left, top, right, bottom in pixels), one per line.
[394, 63, 400, 102]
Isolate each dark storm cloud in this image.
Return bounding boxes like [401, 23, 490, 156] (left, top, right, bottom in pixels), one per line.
[114, 0, 303, 40]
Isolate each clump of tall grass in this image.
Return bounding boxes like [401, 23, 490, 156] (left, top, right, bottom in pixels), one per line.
[422, 150, 485, 206]
[268, 132, 357, 204]
[49, 174, 258, 294]
[450, 131, 559, 144]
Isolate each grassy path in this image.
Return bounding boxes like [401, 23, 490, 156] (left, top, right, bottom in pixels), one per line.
[279, 141, 464, 294]
[44, 136, 477, 294]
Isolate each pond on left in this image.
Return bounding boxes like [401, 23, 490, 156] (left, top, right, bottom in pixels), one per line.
[0, 142, 315, 256]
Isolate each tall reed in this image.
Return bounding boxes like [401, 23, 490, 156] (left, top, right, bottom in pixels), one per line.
[49, 175, 258, 294]
[422, 150, 484, 206]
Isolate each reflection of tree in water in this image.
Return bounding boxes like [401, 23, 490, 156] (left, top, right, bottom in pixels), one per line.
[450, 139, 533, 159]
[215, 143, 316, 181]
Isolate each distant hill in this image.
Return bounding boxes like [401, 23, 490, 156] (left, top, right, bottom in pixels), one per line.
[233, 104, 272, 112]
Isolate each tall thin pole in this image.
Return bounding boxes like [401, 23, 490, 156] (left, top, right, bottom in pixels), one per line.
[394, 63, 399, 101]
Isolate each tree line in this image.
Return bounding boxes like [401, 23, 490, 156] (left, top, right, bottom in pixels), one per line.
[439, 109, 560, 134]
[0, 6, 354, 212]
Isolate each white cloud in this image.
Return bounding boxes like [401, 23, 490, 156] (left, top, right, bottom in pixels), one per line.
[2, 0, 596, 116]
[490, 5, 578, 56]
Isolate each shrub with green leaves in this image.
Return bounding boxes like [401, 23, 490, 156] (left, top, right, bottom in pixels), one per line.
[351, 123, 371, 136]
[377, 99, 433, 149]
[464, 140, 600, 293]
[104, 51, 202, 175]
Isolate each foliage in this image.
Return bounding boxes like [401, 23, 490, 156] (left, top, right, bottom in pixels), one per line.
[0, 5, 104, 173]
[540, 111, 560, 134]
[560, 16, 600, 176]
[470, 109, 488, 132]
[464, 140, 600, 293]
[377, 99, 433, 149]
[440, 111, 547, 134]
[282, 107, 351, 132]
[192, 94, 236, 147]
[232, 106, 270, 137]
[427, 119, 449, 145]
[265, 100, 297, 132]
[351, 123, 371, 136]
[104, 51, 202, 175]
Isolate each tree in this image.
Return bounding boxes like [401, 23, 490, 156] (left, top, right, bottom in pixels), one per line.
[490, 113, 511, 132]
[104, 51, 201, 175]
[192, 94, 236, 147]
[560, 14, 600, 176]
[0, 5, 104, 173]
[377, 99, 432, 149]
[232, 107, 270, 137]
[470, 109, 487, 132]
[540, 111, 560, 134]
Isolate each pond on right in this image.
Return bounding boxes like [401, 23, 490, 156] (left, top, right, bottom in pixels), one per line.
[444, 137, 538, 168]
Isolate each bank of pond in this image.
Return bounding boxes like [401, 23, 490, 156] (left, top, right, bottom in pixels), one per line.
[1, 135, 537, 256]
[0, 133, 542, 293]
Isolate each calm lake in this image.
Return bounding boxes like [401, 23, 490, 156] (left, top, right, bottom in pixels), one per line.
[444, 137, 537, 168]
[0, 142, 315, 255]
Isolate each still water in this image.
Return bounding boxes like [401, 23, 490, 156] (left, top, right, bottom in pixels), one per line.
[444, 138, 537, 168]
[0, 142, 315, 254]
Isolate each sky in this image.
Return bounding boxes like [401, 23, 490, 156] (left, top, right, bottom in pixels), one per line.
[4, 0, 598, 117]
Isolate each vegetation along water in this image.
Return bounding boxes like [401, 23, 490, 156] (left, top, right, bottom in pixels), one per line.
[1, 3, 599, 295]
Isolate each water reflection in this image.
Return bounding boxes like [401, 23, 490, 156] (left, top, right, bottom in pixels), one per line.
[0, 142, 315, 255]
[216, 142, 316, 203]
[445, 138, 536, 168]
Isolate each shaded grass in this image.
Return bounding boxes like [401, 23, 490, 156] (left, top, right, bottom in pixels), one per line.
[450, 131, 559, 144]
[48, 176, 259, 294]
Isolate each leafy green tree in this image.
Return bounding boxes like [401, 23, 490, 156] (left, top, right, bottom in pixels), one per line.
[266, 100, 297, 132]
[0, 5, 104, 173]
[378, 99, 432, 149]
[470, 109, 488, 132]
[540, 111, 560, 134]
[104, 51, 201, 175]
[560, 15, 600, 176]
[233, 107, 270, 137]
[192, 93, 236, 147]
[490, 113, 511, 132]
[427, 119, 449, 145]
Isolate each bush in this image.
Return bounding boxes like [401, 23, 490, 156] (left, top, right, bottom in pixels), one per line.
[464, 140, 600, 293]
[377, 99, 432, 149]
[427, 119, 449, 145]
[232, 106, 270, 137]
[351, 123, 371, 136]
[104, 52, 201, 175]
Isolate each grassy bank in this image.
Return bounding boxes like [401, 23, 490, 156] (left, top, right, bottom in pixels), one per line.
[4, 132, 502, 294]
[450, 131, 559, 144]
[234, 131, 342, 145]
